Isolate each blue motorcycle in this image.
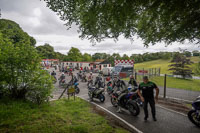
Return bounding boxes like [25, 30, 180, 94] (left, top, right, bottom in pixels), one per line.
[74, 82, 80, 94]
[188, 96, 200, 127]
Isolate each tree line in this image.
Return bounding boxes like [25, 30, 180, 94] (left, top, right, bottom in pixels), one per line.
[36, 44, 200, 66]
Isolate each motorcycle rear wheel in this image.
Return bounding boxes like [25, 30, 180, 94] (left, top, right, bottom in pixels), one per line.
[188, 110, 200, 127]
[111, 97, 118, 107]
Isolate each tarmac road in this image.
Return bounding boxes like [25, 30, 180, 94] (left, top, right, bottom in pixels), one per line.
[51, 70, 200, 133]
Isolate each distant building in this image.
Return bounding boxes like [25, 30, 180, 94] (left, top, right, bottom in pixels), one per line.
[99, 60, 112, 70]
[61, 60, 111, 70]
[42, 59, 59, 67]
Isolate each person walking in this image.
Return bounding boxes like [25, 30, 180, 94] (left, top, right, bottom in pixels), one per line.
[138, 76, 159, 121]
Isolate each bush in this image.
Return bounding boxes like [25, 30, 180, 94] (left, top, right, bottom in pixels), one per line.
[25, 70, 54, 105]
[0, 21, 54, 104]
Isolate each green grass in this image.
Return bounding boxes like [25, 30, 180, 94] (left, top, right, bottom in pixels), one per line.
[150, 76, 200, 91]
[0, 98, 128, 133]
[134, 57, 200, 75]
[124, 75, 200, 91]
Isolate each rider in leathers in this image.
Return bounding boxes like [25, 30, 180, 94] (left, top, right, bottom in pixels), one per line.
[112, 75, 127, 113]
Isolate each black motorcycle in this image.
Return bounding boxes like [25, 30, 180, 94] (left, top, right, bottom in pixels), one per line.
[88, 86, 105, 103]
[81, 74, 87, 82]
[188, 96, 200, 127]
[94, 76, 104, 89]
[111, 91, 140, 116]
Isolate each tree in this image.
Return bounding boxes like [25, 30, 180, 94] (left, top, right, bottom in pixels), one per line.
[162, 52, 171, 60]
[36, 43, 56, 59]
[44, 0, 200, 45]
[0, 19, 36, 46]
[121, 54, 129, 60]
[82, 53, 92, 61]
[67, 47, 82, 61]
[0, 20, 53, 104]
[192, 50, 200, 56]
[194, 62, 200, 75]
[184, 51, 192, 57]
[168, 53, 193, 78]
[112, 53, 121, 60]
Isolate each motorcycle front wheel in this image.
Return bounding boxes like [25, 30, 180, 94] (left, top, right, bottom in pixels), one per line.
[99, 94, 105, 103]
[88, 91, 93, 101]
[75, 87, 80, 94]
[188, 110, 200, 127]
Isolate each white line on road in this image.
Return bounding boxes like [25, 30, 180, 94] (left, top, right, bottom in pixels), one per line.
[77, 96, 143, 133]
[156, 105, 187, 117]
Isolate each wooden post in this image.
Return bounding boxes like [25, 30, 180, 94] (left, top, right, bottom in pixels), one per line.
[163, 74, 167, 98]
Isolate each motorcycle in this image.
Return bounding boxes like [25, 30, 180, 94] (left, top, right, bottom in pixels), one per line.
[52, 76, 57, 84]
[188, 96, 200, 127]
[74, 82, 80, 94]
[88, 86, 105, 103]
[111, 91, 140, 116]
[94, 76, 104, 89]
[106, 81, 113, 96]
[59, 79, 67, 88]
[127, 85, 143, 107]
[87, 79, 93, 88]
[81, 74, 87, 82]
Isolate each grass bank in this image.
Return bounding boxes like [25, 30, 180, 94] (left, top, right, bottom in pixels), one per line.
[134, 57, 200, 75]
[124, 75, 200, 91]
[0, 98, 128, 133]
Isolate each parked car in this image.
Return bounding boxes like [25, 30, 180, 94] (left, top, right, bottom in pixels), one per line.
[102, 67, 113, 76]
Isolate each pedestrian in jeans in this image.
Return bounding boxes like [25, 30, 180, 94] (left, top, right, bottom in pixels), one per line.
[138, 76, 159, 121]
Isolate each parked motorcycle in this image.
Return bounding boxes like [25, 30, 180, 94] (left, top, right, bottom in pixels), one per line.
[81, 73, 87, 82]
[111, 91, 140, 116]
[52, 76, 57, 84]
[88, 86, 105, 103]
[106, 81, 113, 96]
[94, 76, 104, 89]
[74, 82, 80, 94]
[59, 79, 67, 88]
[87, 79, 93, 88]
[127, 85, 143, 107]
[188, 96, 200, 127]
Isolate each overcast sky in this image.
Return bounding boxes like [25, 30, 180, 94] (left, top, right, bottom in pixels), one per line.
[0, 0, 199, 56]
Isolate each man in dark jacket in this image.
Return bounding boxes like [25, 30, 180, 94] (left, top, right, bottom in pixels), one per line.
[138, 76, 159, 121]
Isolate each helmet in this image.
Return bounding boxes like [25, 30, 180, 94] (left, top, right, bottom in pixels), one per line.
[62, 72, 64, 75]
[90, 72, 92, 74]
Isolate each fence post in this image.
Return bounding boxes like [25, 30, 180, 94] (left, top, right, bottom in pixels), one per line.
[143, 68, 144, 77]
[163, 74, 167, 98]
[135, 72, 137, 80]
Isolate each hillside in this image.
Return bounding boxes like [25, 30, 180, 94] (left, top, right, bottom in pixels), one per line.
[134, 57, 200, 75]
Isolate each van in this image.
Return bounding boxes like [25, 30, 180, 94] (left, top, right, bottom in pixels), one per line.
[113, 66, 133, 78]
[102, 67, 113, 76]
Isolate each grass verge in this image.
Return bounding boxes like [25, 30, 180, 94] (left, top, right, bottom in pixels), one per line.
[134, 57, 200, 75]
[124, 75, 200, 91]
[0, 98, 128, 133]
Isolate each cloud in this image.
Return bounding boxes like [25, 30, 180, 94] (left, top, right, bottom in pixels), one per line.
[0, 0, 199, 56]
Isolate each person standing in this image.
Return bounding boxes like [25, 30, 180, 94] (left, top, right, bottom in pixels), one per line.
[138, 76, 159, 121]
